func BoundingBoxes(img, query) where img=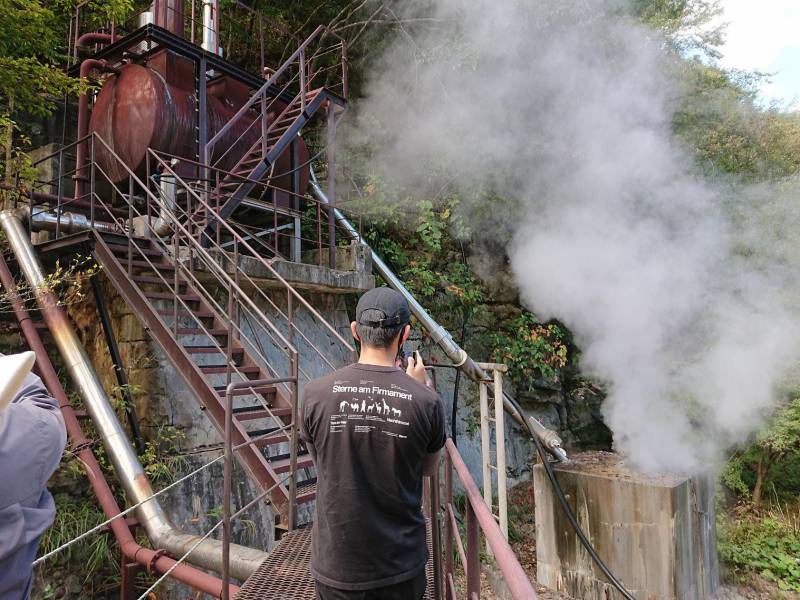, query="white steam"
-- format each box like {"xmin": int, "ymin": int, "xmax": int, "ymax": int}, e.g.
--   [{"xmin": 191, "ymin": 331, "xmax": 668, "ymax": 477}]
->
[{"xmin": 345, "ymin": 0, "xmax": 800, "ymax": 472}]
